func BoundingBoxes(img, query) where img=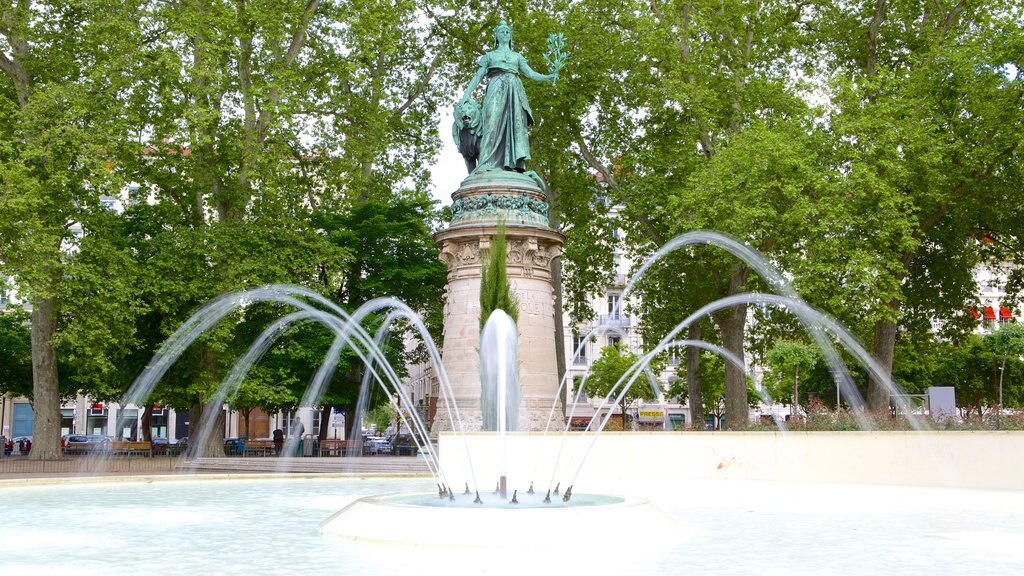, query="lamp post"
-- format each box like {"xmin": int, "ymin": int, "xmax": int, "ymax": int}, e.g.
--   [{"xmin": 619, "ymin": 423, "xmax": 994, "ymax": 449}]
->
[{"xmin": 998, "ymin": 352, "xmax": 1006, "ymax": 424}]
